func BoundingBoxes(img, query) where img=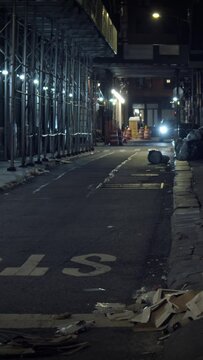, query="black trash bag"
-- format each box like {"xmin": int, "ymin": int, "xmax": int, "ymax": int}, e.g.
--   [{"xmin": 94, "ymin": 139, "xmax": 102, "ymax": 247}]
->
[
  {"xmin": 148, "ymin": 150, "xmax": 162, "ymax": 164},
  {"xmin": 161, "ymin": 155, "xmax": 170, "ymax": 164},
  {"xmin": 174, "ymin": 138, "xmax": 183, "ymax": 154},
  {"xmin": 187, "ymin": 140, "xmax": 203, "ymax": 160},
  {"xmin": 176, "ymin": 140, "xmax": 189, "ymax": 160},
  {"xmin": 186, "ymin": 129, "xmax": 202, "ymax": 141}
]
